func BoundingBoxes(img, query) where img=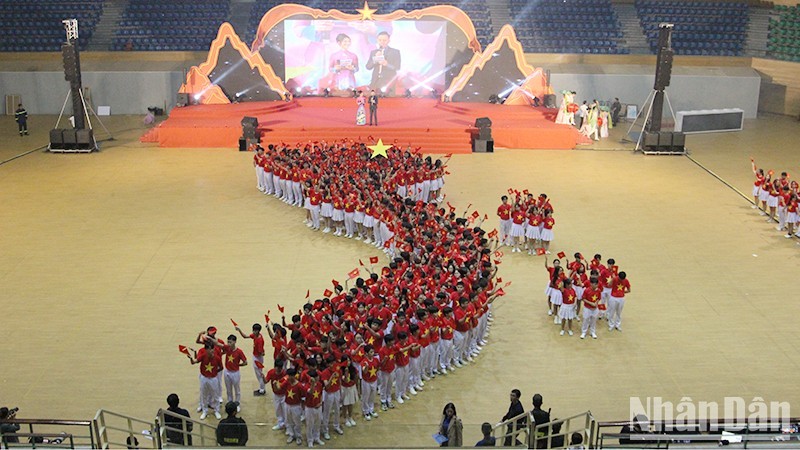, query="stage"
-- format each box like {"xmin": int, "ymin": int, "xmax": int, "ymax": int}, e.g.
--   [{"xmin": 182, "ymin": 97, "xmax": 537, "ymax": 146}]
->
[{"xmin": 142, "ymin": 98, "xmax": 590, "ymax": 153}]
